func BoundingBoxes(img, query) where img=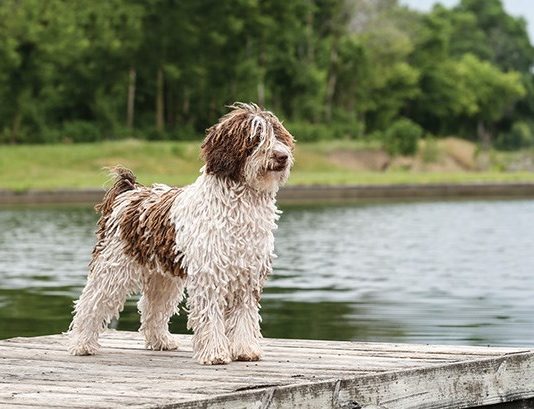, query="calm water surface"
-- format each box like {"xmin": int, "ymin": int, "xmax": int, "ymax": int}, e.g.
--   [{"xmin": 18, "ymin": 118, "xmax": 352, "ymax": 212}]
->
[{"xmin": 1, "ymin": 200, "xmax": 533, "ymax": 346}]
